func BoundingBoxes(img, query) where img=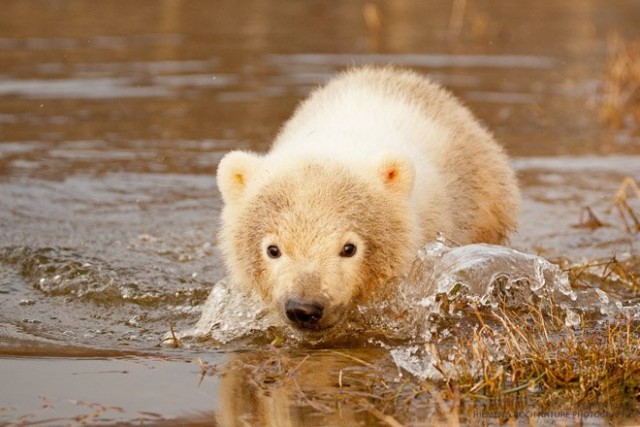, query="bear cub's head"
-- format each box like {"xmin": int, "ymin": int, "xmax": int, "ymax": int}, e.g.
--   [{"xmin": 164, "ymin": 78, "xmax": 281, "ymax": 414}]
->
[{"xmin": 216, "ymin": 150, "xmax": 418, "ymax": 333}]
